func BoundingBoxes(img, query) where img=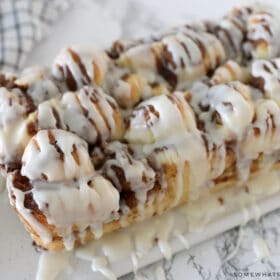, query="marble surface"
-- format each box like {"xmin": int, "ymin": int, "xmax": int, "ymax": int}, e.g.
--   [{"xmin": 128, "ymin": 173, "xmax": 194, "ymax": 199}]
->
[{"xmin": 8, "ymin": 0, "xmax": 280, "ymax": 279}]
